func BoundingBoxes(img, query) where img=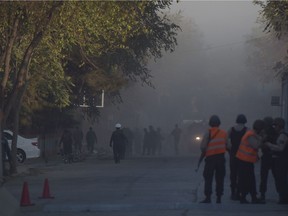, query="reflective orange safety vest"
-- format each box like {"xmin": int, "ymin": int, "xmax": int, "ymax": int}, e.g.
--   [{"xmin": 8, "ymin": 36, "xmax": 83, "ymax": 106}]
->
[
  {"xmin": 236, "ymin": 130, "xmax": 258, "ymax": 163},
  {"xmin": 205, "ymin": 127, "xmax": 227, "ymax": 157}
]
